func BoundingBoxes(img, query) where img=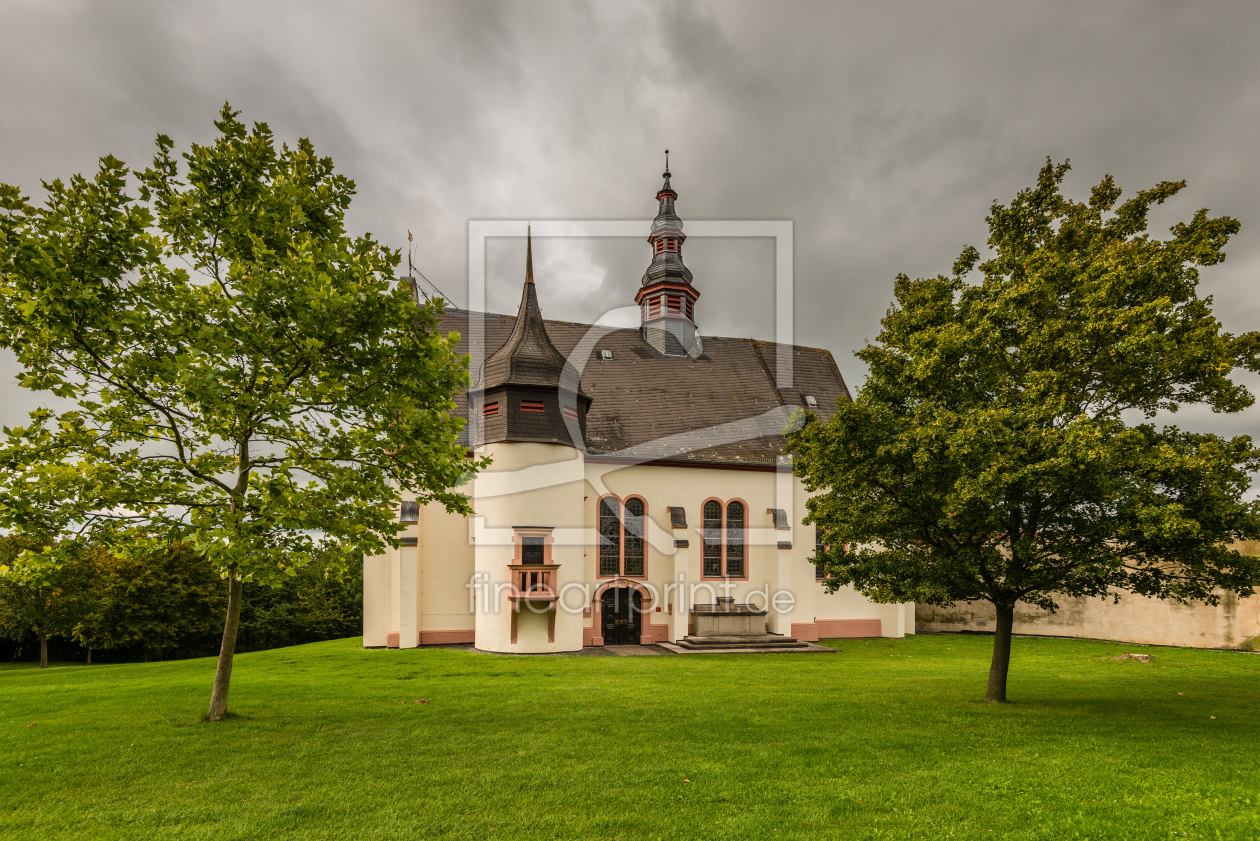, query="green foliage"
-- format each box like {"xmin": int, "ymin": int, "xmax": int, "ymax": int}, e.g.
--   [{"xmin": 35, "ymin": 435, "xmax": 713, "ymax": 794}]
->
[
  {"xmin": 789, "ymin": 160, "xmax": 1260, "ymax": 695},
  {"xmin": 76, "ymin": 541, "xmax": 223, "ymax": 657},
  {"xmin": 0, "ymin": 103, "xmax": 483, "ymax": 708},
  {"xmin": 0, "ymin": 534, "xmax": 94, "ymax": 666},
  {"xmin": 239, "ymin": 543, "xmax": 362, "ymax": 649}
]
